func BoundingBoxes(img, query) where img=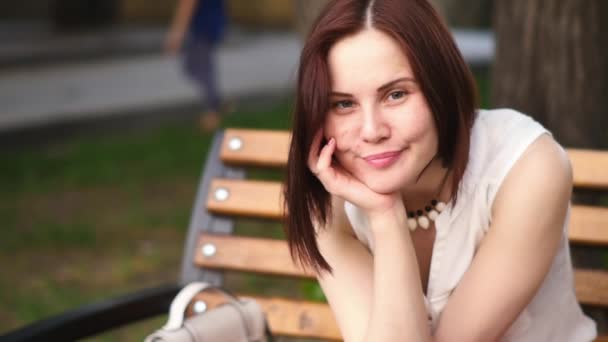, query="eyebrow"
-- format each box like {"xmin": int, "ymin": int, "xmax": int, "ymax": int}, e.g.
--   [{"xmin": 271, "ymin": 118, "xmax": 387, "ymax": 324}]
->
[{"xmin": 329, "ymin": 77, "xmax": 416, "ymax": 97}]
